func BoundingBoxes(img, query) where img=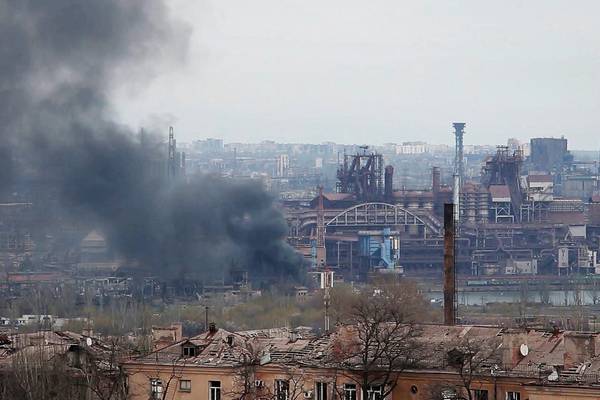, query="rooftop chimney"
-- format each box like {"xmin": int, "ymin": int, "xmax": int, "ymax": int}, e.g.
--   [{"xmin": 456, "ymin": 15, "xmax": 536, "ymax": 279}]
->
[
  {"xmin": 564, "ymin": 332, "xmax": 600, "ymax": 368},
  {"xmin": 502, "ymin": 329, "xmax": 528, "ymax": 368},
  {"xmin": 208, "ymin": 322, "xmax": 217, "ymax": 334}
]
